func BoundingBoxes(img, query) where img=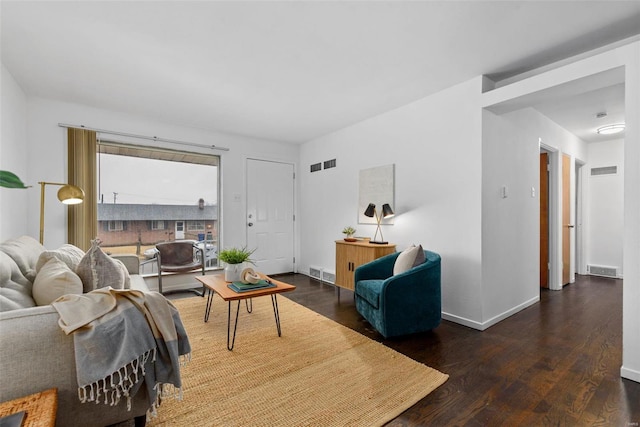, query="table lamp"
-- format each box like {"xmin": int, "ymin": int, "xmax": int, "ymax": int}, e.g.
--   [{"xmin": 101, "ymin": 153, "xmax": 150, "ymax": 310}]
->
[{"xmin": 364, "ymin": 202, "xmax": 394, "ymax": 244}]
